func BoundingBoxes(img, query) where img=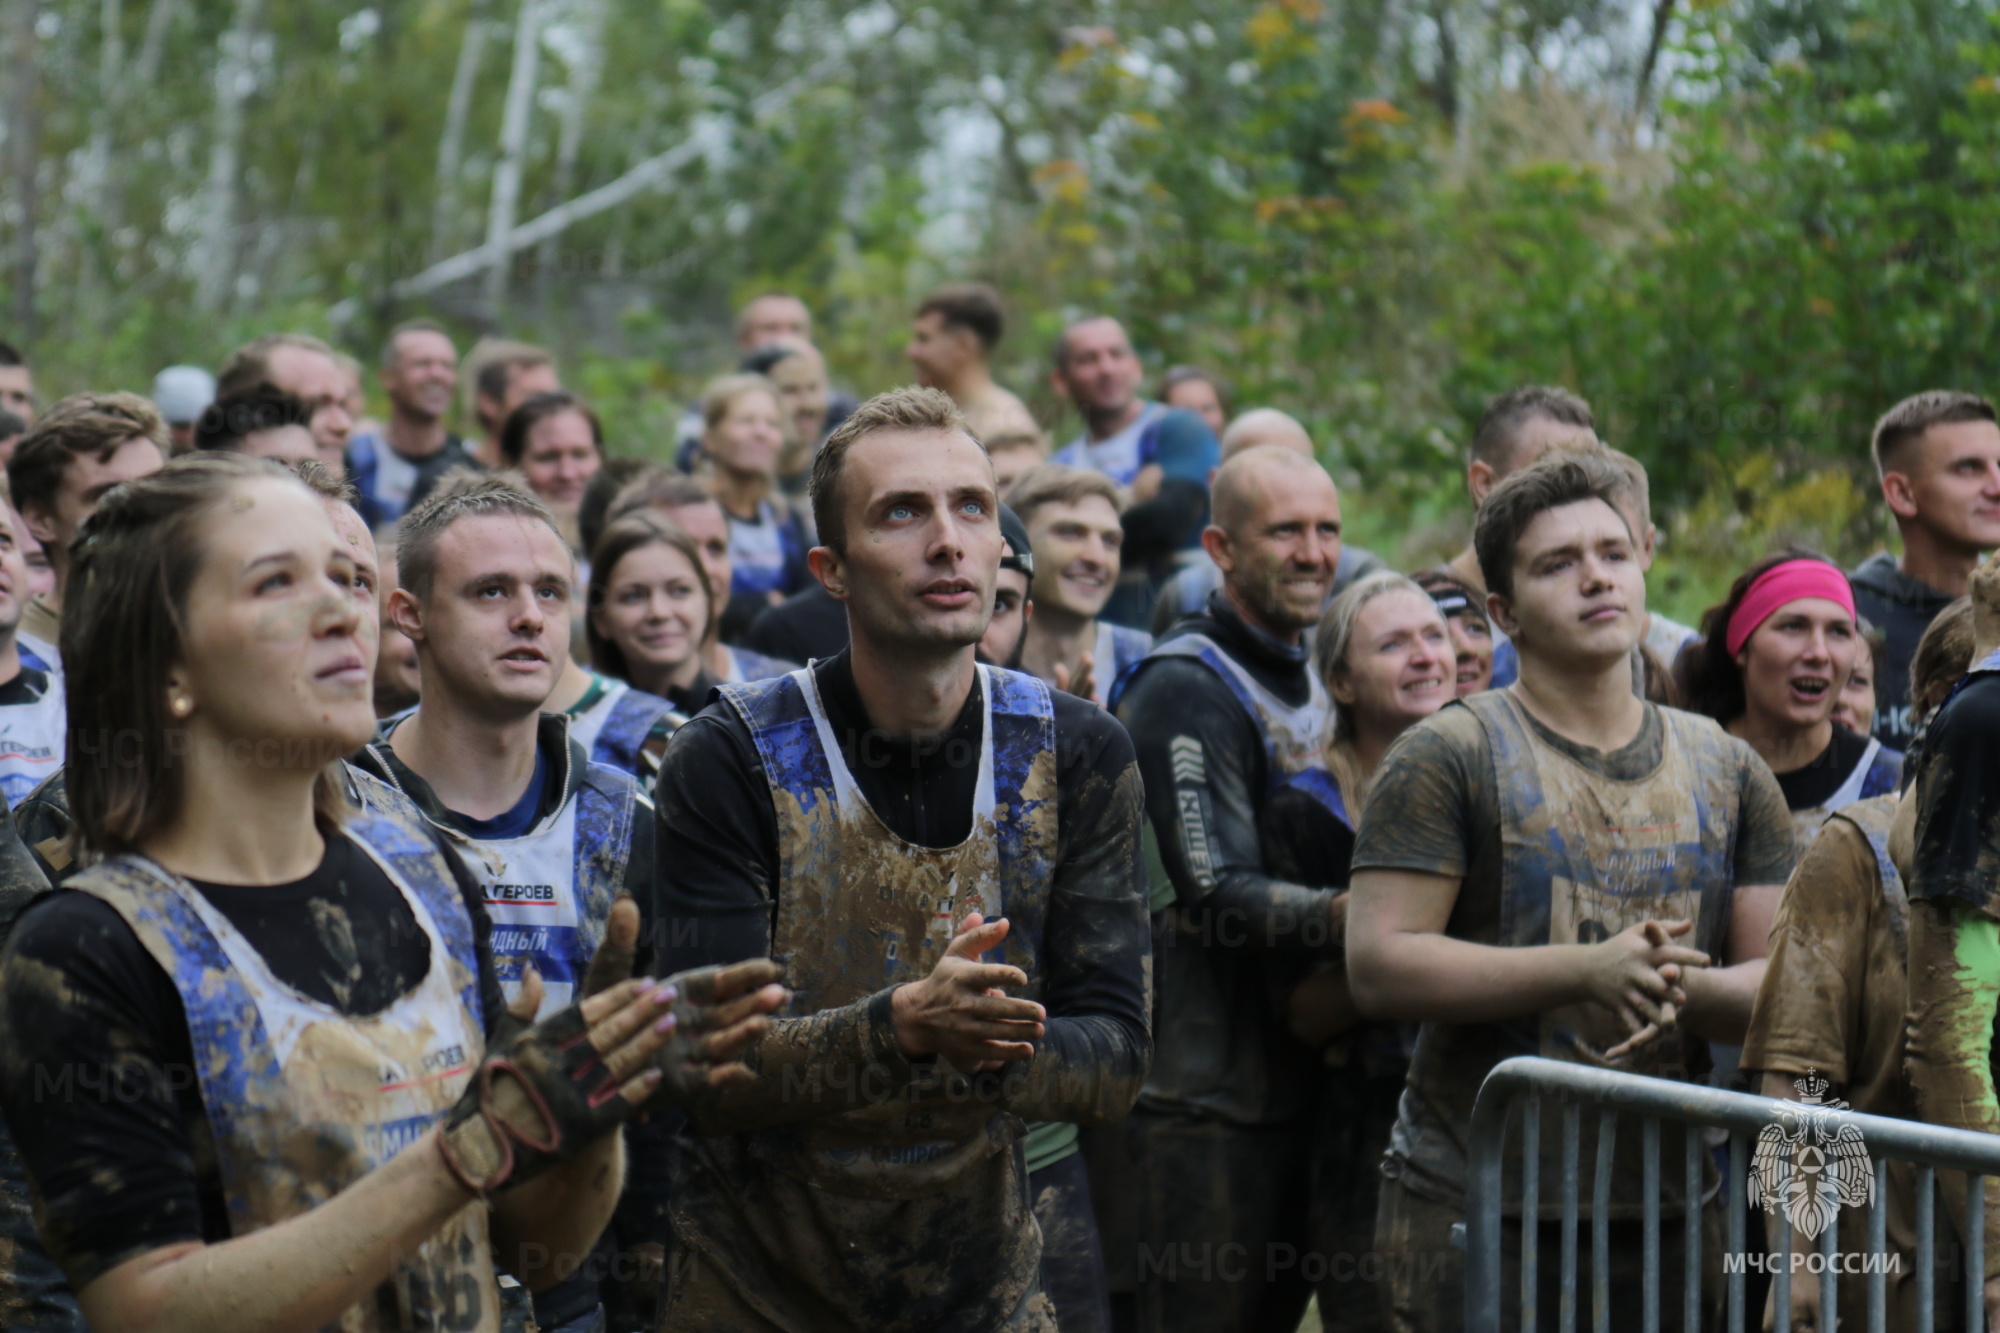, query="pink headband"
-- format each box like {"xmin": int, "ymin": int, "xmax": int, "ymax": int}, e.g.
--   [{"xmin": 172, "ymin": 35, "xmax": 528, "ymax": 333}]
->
[{"xmin": 1724, "ymin": 560, "xmax": 1856, "ymax": 657}]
